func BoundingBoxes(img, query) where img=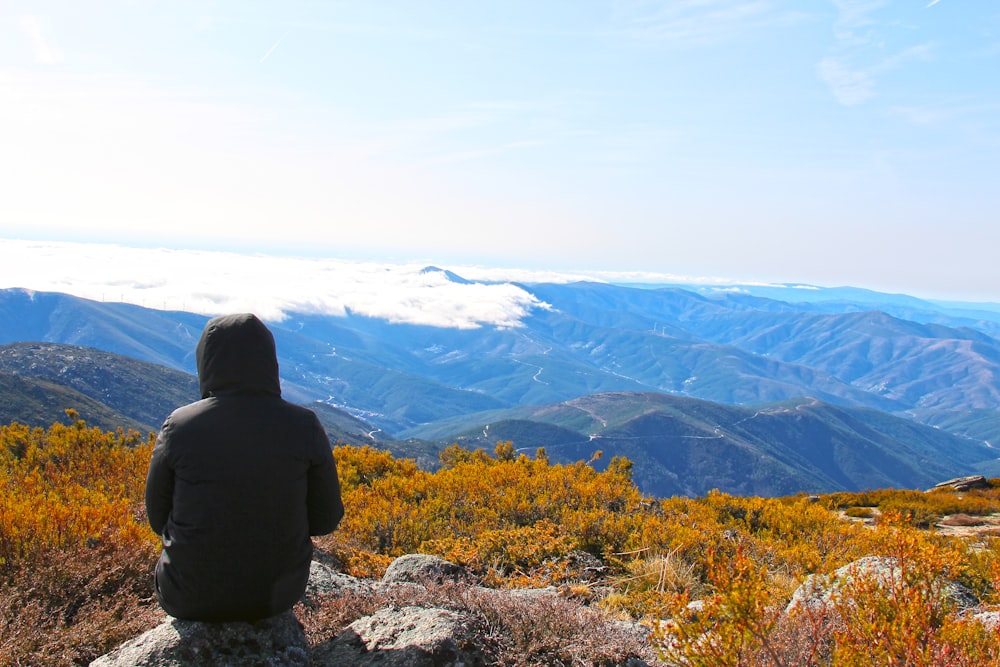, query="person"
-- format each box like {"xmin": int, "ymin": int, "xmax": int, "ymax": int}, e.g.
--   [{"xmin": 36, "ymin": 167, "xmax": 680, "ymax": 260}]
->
[{"xmin": 145, "ymin": 313, "xmax": 344, "ymax": 622}]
